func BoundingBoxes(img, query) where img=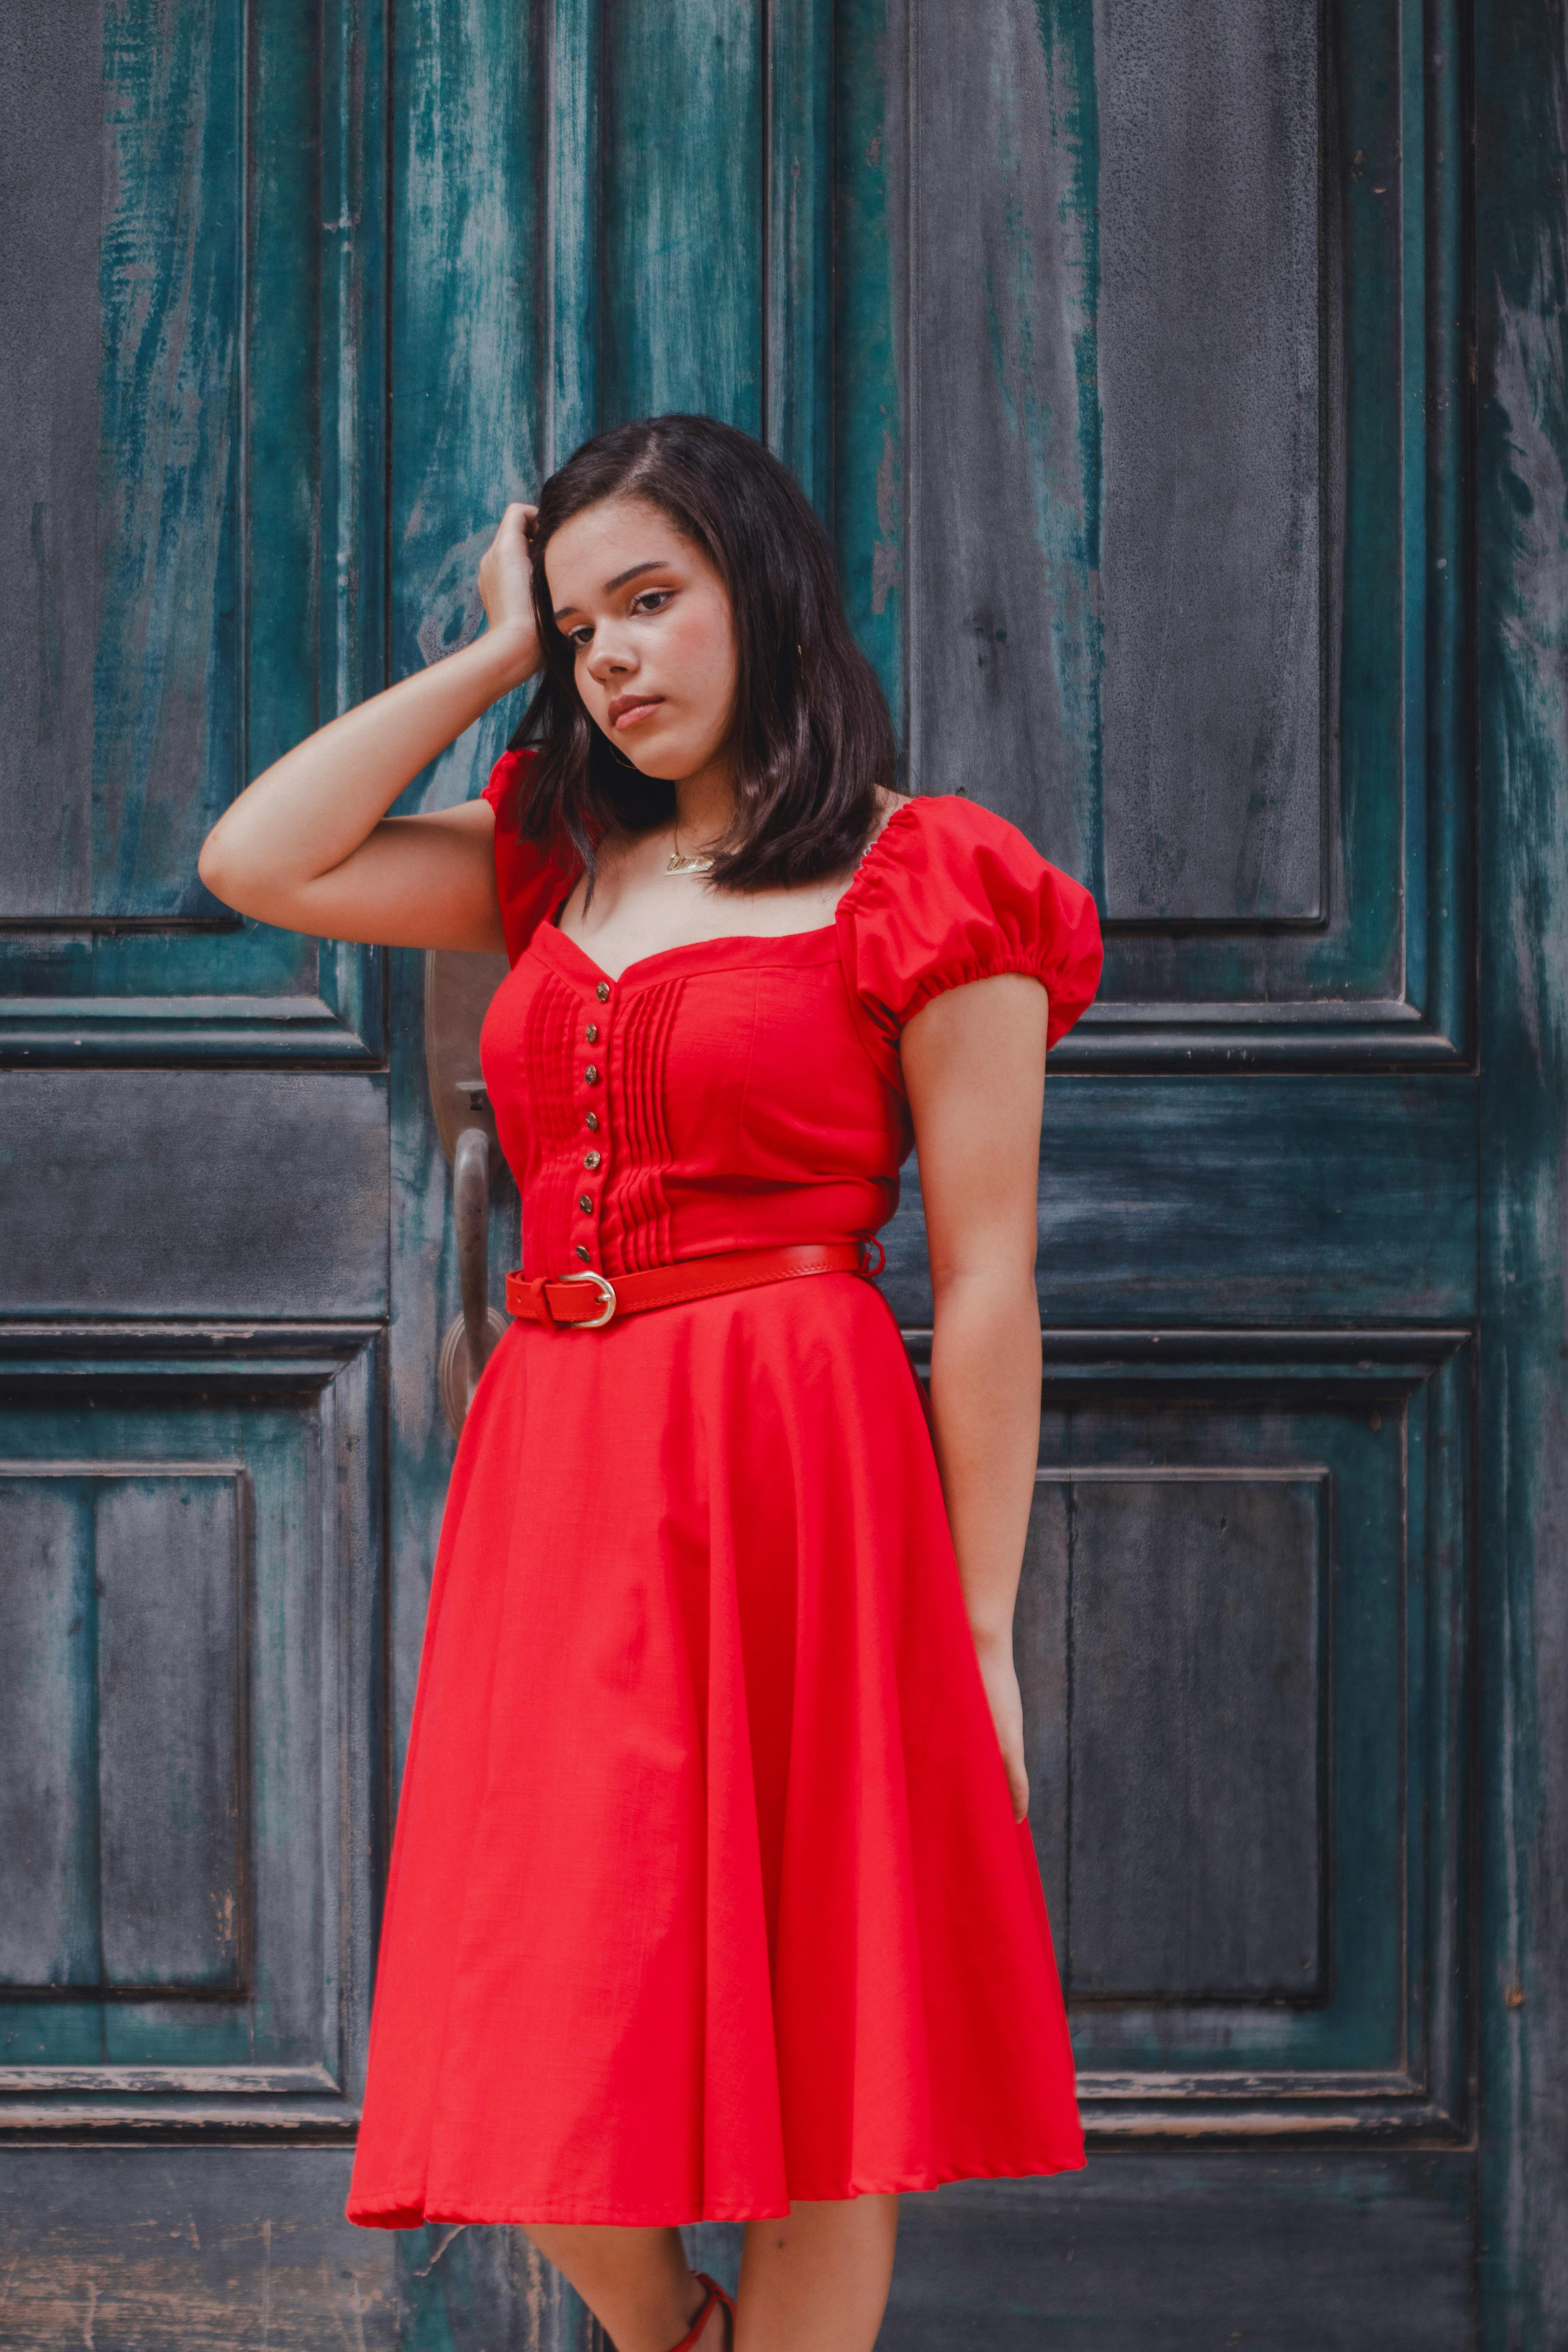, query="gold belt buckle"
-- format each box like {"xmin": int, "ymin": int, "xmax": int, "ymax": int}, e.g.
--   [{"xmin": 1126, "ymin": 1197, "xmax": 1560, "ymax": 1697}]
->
[{"xmin": 557, "ymin": 1269, "xmax": 617, "ymax": 1329}]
